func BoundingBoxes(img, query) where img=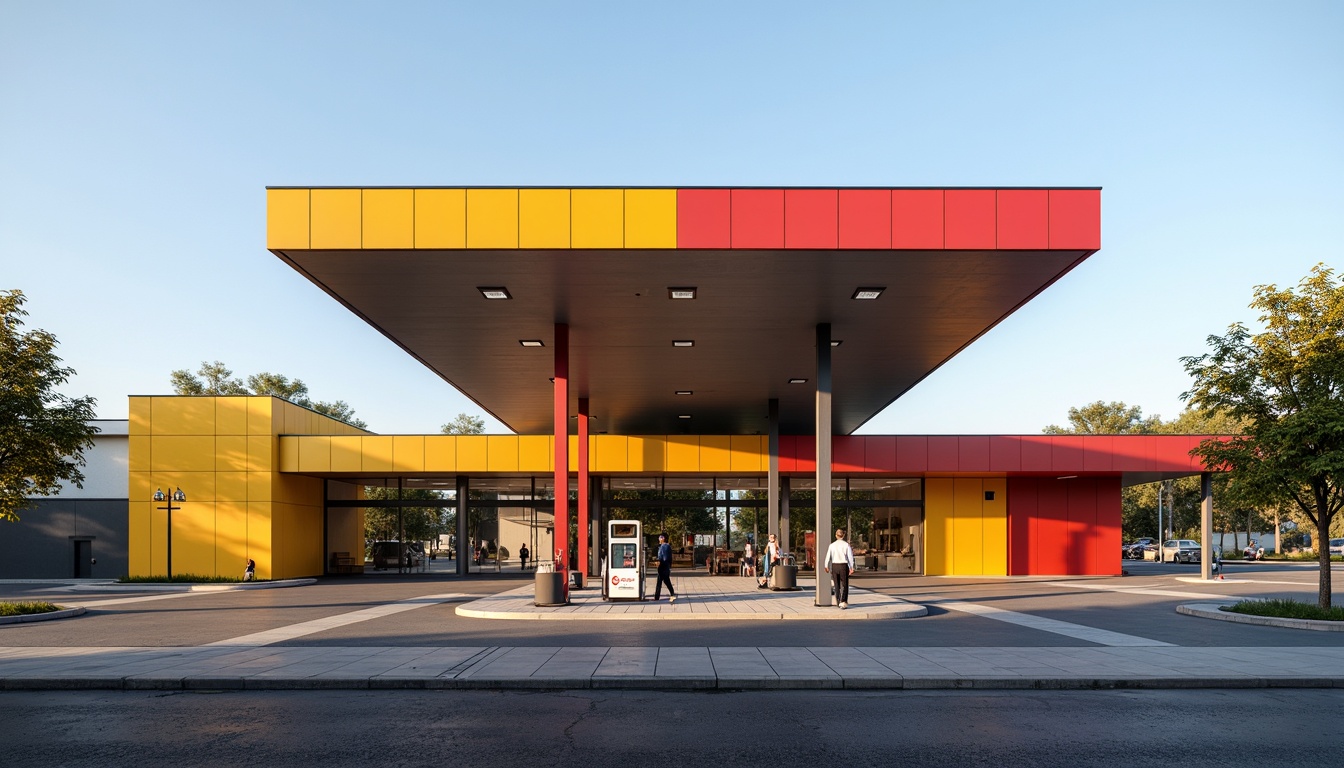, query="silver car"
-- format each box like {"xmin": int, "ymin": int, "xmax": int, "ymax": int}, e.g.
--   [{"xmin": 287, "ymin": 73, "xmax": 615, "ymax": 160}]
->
[{"xmin": 1161, "ymin": 539, "xmax": 1202, "ymax": 564}]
